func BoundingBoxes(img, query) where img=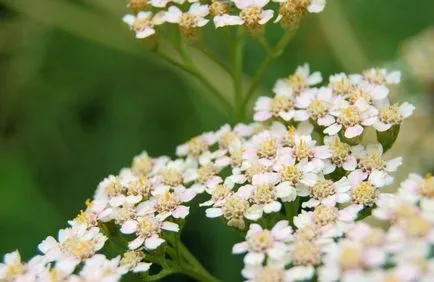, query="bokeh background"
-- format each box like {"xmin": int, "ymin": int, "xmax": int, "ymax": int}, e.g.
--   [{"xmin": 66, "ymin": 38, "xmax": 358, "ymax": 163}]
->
[{"xmin": 1, "ymin": 0, "xmax": 434, "ymax": 280}]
